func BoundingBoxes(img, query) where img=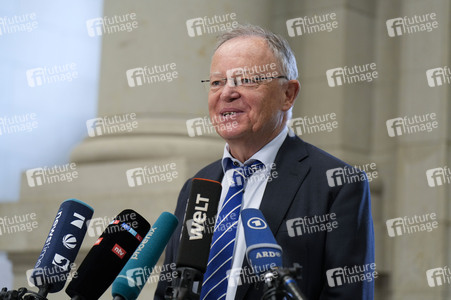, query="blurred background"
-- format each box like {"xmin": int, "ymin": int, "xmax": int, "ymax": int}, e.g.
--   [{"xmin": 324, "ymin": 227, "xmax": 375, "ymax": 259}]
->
[{"xmin": 0, "ymin": 0, "xmax": 450, "ymax": 299}]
